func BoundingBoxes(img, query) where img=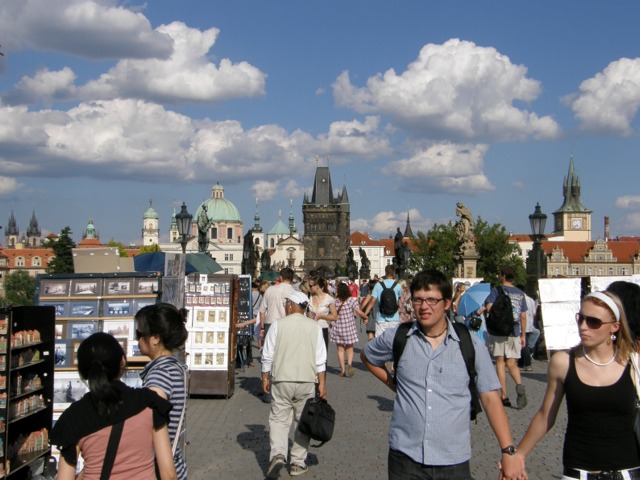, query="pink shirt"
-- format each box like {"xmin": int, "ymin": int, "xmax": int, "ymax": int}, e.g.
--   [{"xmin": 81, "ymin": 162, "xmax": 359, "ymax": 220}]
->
[{"xmin": 78, "ymin": 408, "xmax": 157, "ymax": 480}]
